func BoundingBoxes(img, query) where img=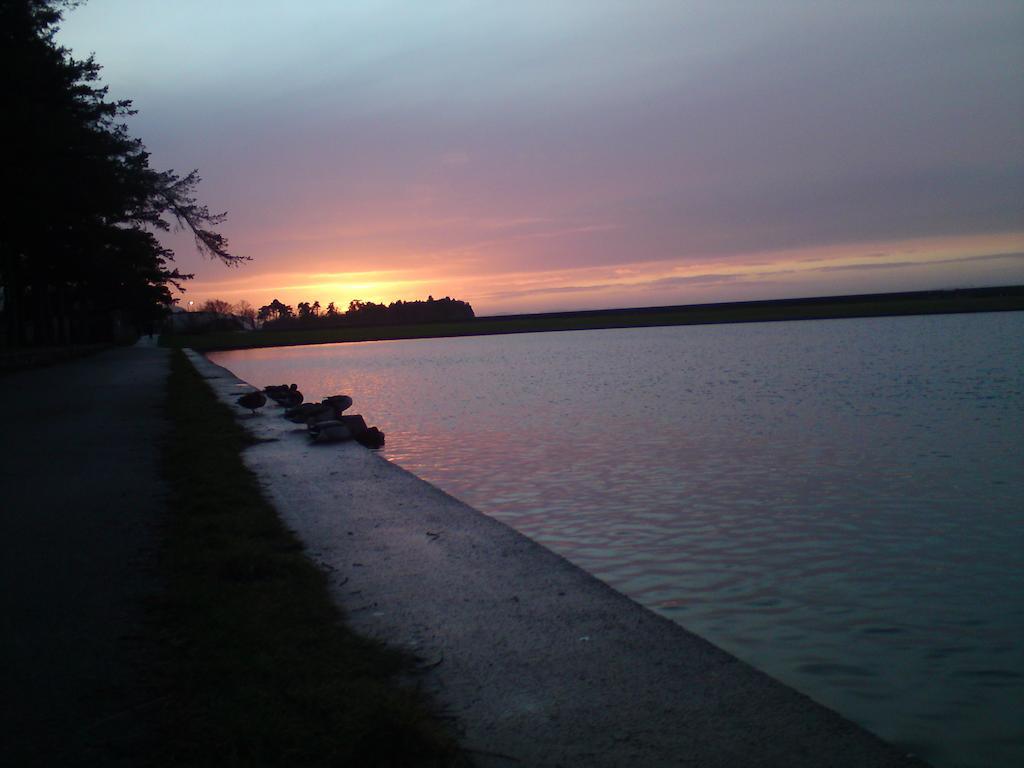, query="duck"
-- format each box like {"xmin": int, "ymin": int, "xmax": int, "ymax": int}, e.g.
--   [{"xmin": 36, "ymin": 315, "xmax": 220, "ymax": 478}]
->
[
  {"xmin": 356, "ymin": 426, "xmax": 385, "ymax": 449},
  {"xmin": 284, "ymin": 402, "xmax": 334, "ymax": 424},
  {"xmin": 330, "ymin": 413, "xmax": 385, "ymax": 448},
  {"xmin": 321, "ymin": 394, "xmax": 354, "ymax": 414},
  {"xmin": 236, "ymin": 390, "xmax": 267, "ymax": 415},
  {"xmin": 263, "ymin": 384, "xmax": 291, "ymax": 398},
  {"xmin": 337, "ymin": 413, "xmax": 368, "ymax": 435},
  {"xmin": 266, "ymin": 383, "xmax": 301, "ymax": 405},
  {"xmin": 278, "ymin": 386, "xmax": 304, "ymax": 409},
  {"xmin": 307, "ymin": 420, "xmax": 352, "ymax": 443}
]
